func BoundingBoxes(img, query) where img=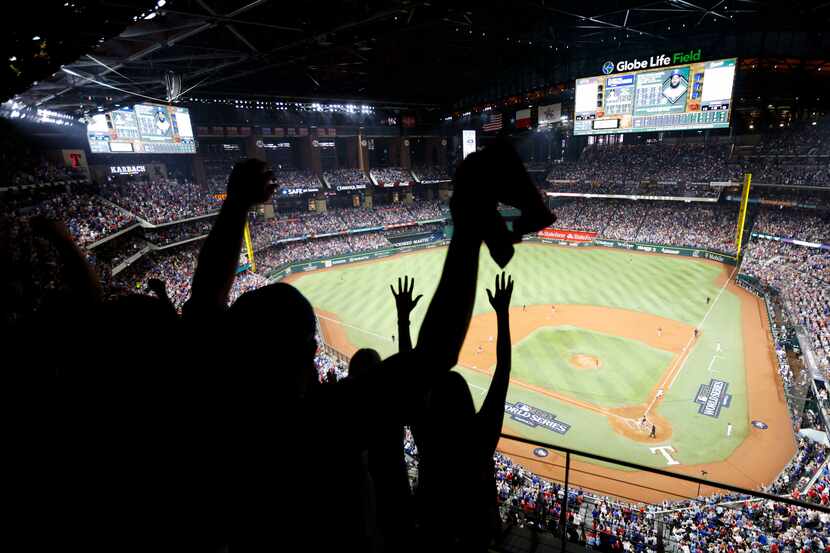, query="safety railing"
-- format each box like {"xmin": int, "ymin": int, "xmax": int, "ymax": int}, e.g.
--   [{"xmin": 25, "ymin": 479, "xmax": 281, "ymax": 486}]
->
[{"xmin": 494, "ymin": 432, "xmax": 830, "ymax": 553}]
